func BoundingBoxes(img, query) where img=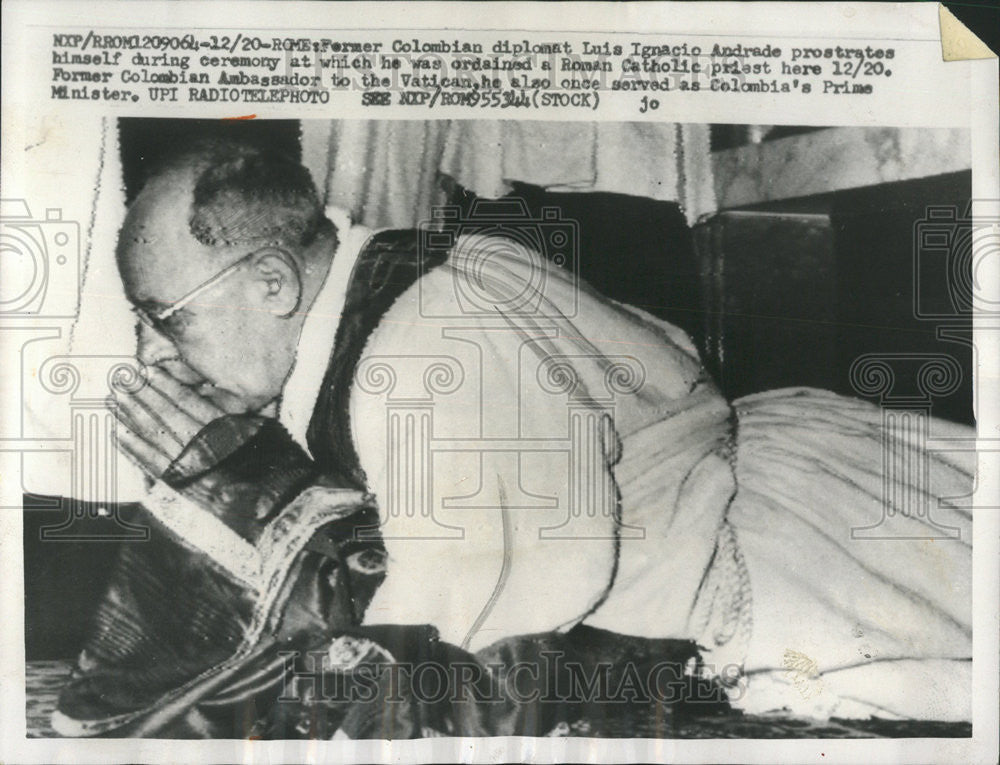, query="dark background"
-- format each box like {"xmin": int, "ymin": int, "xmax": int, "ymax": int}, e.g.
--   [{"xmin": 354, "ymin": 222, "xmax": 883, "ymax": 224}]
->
[
  {"xmin": 118, "ymin": 118, "xmax": 301, "ymax": 204},
  {"xmin": 943, "ymin": 0, "xmax": 1000, "ymax": 55}
]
